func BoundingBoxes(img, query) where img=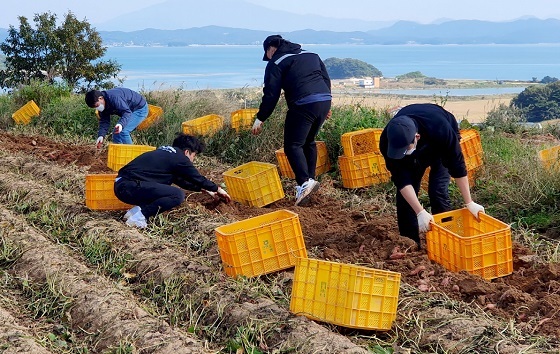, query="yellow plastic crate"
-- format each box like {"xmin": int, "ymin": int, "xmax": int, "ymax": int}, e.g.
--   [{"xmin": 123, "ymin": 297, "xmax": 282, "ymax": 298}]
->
[
  {"xmin": 338, "ymin": 152, "xmax": 391, "ymax": 188},
  {"xmin": 231, "ymin": 108, "xmax": 259, "ymax": 132},
  {"xmin": 421, "ymin": 166, "xmax": 478, "ymax": 191},
  {"xmin": 107, "ymin": 143, "xmax": 156, "ymax": 171},
  {"xmin": 538, "ymin": 145, "xmax": 560, "ymax": 171},
  {"xmin": 426, "ymin": 208, "xmax": 513, "ymax": 280},
  {"xmin": 12, "ymin": 100, "xmax": 40, "ymax": 124},
  {"xmin": 275, "ymin": 141, "xmax": 331, "ymax": 179},
  {"xmin": 215, "ymin": 209, "xmax": 307, "ymax": 277},
  {"xmin": 460, "ymin": 129, "xmax": 483, "ymax": 171},
  {"xmin": 182, "ymin": 114, "xmax": 224, "ymax": 136},
  {"xmin": 290, "ymin": 257, "xmax": 401, "ymax": 330},
  {"xmin": 223, "ymin": 161, "xmax": 285, "ymax": 207},
  {"xmin": 341, "ymin": 128, "xmax": 383, "ymax": 157},
  {"xmin": 136, "ymin": 104, "xmax": 164, "ymax": 130},
  {"xmin": 85, "ymin": 174, "xmax": 131, "ymax": 210}
]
